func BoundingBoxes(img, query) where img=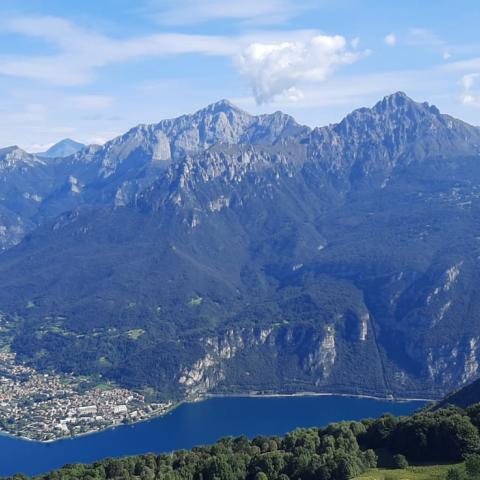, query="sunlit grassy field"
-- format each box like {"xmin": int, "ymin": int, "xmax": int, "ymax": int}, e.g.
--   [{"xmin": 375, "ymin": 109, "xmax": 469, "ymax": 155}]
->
[{"xmin": 355, "ymin": 463, "xmax": 463, "ymax": 480}]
